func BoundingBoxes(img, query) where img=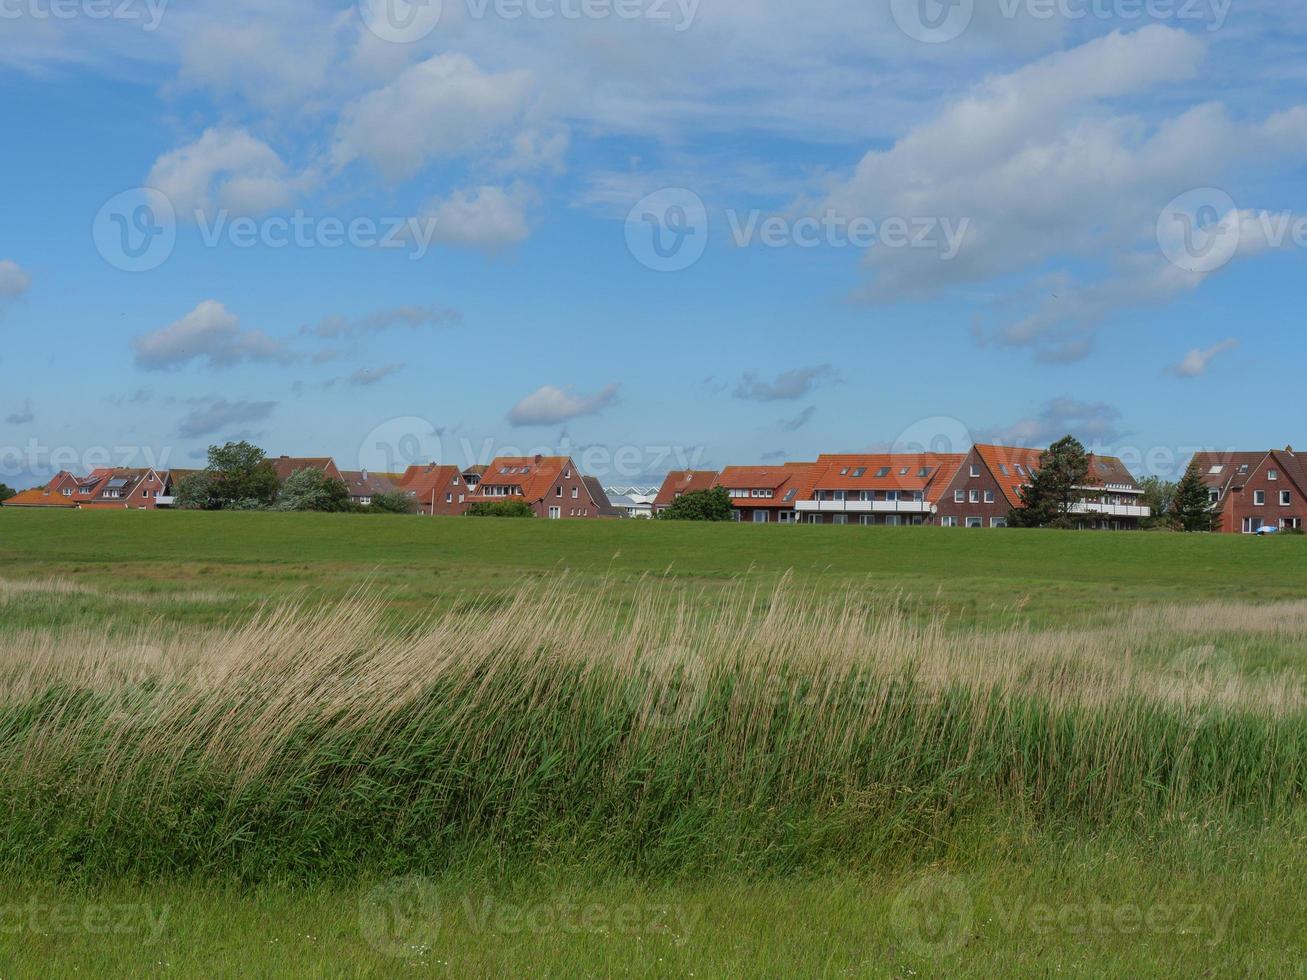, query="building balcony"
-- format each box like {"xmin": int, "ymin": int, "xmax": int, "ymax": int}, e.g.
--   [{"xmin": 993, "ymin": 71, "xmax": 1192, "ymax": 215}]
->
[
  {"xmin": 1069, "ymin": 503, "xmax": 1151, "ymax": 518},
  {"xmin": 795, "ymin": 499, "xmax": 934, "ymax": 515},
  {"xmin": 155, "ymin": 495, "xmax": 176, "ymax": 507}
]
